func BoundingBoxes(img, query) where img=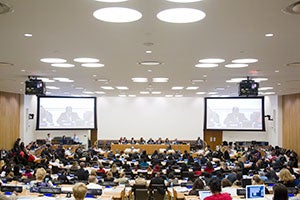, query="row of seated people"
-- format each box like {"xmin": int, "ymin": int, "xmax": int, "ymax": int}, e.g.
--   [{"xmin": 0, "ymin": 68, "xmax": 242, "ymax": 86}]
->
[
  {"xmin": 116, "ymin": 136, "xmax": 204, "ymax": 149},
  {"xmin": 0, "ymin": 138, "xmax": 299, "ymax": 199}
]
